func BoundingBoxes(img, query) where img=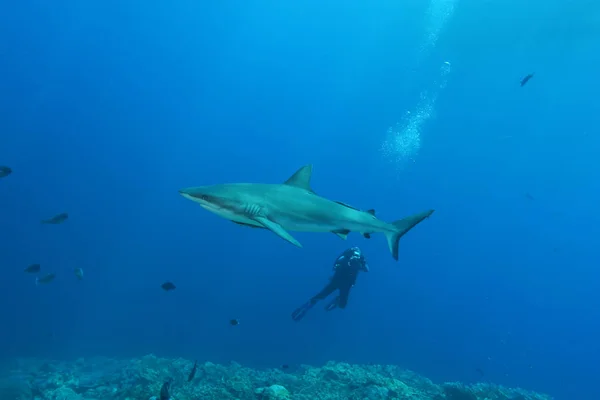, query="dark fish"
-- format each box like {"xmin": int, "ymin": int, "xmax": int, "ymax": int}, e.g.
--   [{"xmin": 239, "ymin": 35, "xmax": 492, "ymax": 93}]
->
[
  {"xmin": 520, "ymin": 73, "xmax": 534, "ymax": 87},
  {"xmin": 229, "ymin": 319, "xmax": 239, "ymax": 326},
  {"xmin": 0, "ymin": 166, "xmax": 12, "ymax": 178},
  {"xmin": 160, "ymin": 377, "xmax": 173, "ymax": 400},
  {"xmin": 74, "ymin": 268, "xmax": 84, "ymax": 280},
  {"xmin": 475, "ymin": 367, "xmax": 485, "ymax": 377},
  {"xmin": 36, "ymin": 273, "xmax": 56, "ymax": 285},
  {"xmin": 42, "ymin": 213, "xmax": 69, "ymax": 224},
  {"xmin": 24, "ymin": 264, "xmax": 41, "ymax": 274},
  {"xmin": 281, "ymin": 364, "xmax": 289, "ymax": 370},
  {"xmin": 187, "ymin": 360, "xmax": 197, "ymax": 382},
  {"xmin": 161, "ymin": 281, "xmax": 176, "ymax": 291},
  {"xmin": 525, "ymin": 192, "xmax": 535, "ymax": 200}
]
